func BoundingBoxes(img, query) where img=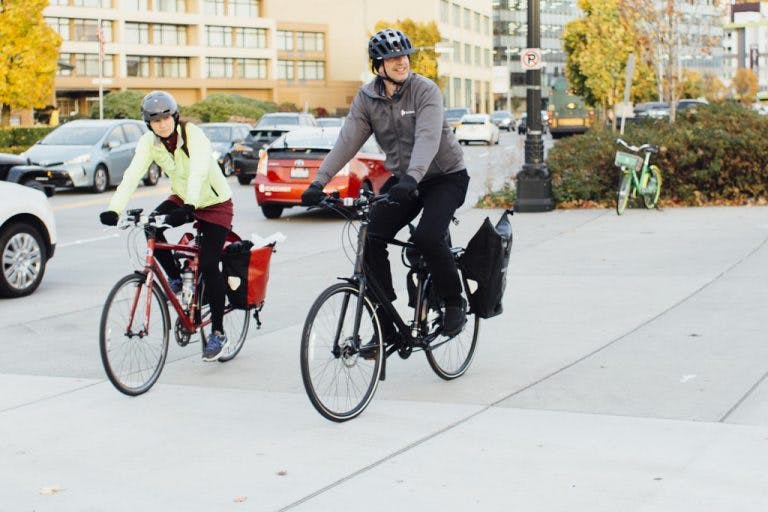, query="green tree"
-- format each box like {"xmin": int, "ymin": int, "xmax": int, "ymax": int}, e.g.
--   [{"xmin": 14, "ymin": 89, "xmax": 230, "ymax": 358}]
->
[
  {"xmin": 181, "ymin": 94, "xmax": 277, "ymax": 123},
  {"xmin": 731, "ymin": 68, "xmax": 758, "ymax": 104},
  {"xmin": 373, "ymin": 19, "xmax": 441, "ymax": 82},
  {"xmin": 0, "ymin": 0, "xmax": 62, "ymax": 126},
  {"xmin": 563, "ymin": 0, "xmax": 656, "ymax": 129},
  {"xmin": 95, "ymin": 90, "xmax": 145, "ymax": 119}
]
